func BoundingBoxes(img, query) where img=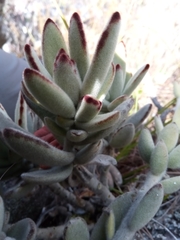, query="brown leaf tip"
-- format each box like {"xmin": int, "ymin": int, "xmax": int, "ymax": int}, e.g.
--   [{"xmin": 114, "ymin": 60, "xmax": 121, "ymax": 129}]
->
[
  {"xmin": 144, "ymin": 64, "xmax": 150, "ymax": 71},
  {"xmin": 84, "ymin": 95, "xmax": 102, "ymax": 110},
  {"xmin": 71, "ymin": 12, "xmax": 87, "ymax": 50},
  {"xmin": 96, "ymin": 29, "xmax": 109, "ymax": 53},
  {"xmin": 110, "ymin": 12, "xmax": 121, "ymax": 24},
  {"xmin": 44, "ymin": 18, "xmax": 56, "ymax": 28},
  {"xmin": 116, "ymin": 64, "xmax": 121, "ymax": 70},
  {"xmin": 24, "ymin": 44, "xmax": 39, "ymax": 71},
  {"xmin": 54, "ymin": 49, "xmax": 73, "ymax": 68}
]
